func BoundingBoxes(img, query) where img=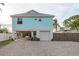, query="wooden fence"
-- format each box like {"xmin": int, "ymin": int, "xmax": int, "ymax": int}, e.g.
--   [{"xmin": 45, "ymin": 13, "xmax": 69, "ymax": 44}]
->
[{"xmin": 53, "ymin": 32, "xmax": 79, "ymax": 41}]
